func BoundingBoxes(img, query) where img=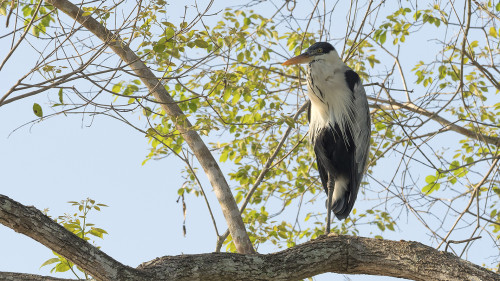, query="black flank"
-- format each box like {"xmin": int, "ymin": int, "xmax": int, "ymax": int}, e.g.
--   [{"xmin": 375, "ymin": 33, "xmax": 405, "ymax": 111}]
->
[
  {"xmin": 313, "ymin": 124, "xmax": 355, "ymax": 195},
  {"xmin": 344, "ymin": 69, "xmax": 360, "ymax": 93}
]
